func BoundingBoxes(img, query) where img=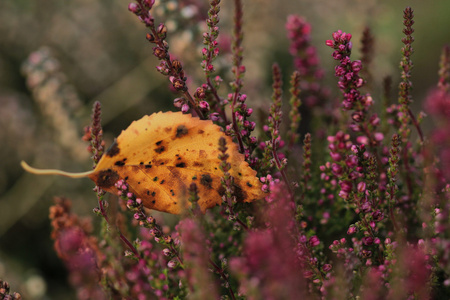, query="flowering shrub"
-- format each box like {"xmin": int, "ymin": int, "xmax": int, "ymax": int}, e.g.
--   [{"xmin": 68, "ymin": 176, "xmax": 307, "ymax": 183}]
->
[{"xmin": 4, "ymin": 1, "xmax": 450, "ymax": 299}]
